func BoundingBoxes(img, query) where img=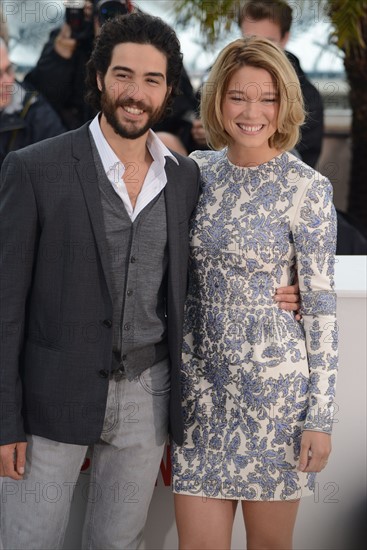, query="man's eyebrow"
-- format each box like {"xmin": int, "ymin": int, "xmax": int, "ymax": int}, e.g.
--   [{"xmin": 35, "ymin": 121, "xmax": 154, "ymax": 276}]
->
[
  {"xmin": 111, "ymin": 66, "xmax": 165, "ymax": 79},
  {"xmin": 145, "ymin": 72, "xmax": 165, "ymax": 80},
  {"xmin": 111, "ymin": 65, "xmax": 133, "ymax": 73}
]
